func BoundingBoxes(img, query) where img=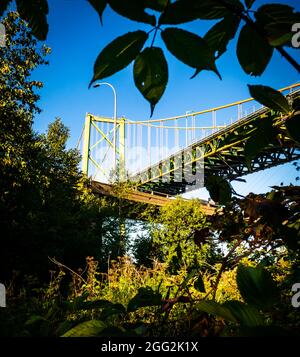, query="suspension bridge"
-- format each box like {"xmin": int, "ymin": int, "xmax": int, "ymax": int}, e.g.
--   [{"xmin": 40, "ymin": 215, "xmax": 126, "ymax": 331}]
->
[{"xmin": 78, "ymin": 83, "xmax": 300, "ymax": 209}]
